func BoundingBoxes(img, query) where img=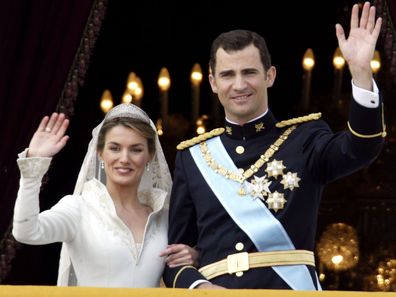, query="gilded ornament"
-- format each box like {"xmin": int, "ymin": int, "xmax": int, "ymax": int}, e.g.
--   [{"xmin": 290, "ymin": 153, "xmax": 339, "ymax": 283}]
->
[
  {"xmin": 265, "ymin": 159, "xmax": 286, "ymax": 178},
  {"xmin": 235, "ymin": 242, "xmax": 244, "ymax": 251},
  {"xmin": 266, "ymin": 191, "xmax": 287, "ymax": 212},
  {"xmin": 236, "ymin": 146, "xmax": 245, "ymax": 154},
  {"xmin": 255, "ymin": 122, "xmax": 265, "ymax": 132},
  {"xmin": 246, "ymin": 175, "xmax": 272, "ymax": 201},
  {"xmin": 275, "ymin": 112, "xmax": 321, "ymax": 128},
  {"xmin": 177, "ymin": 127, "xmax": 225, "ymax": 150},
  {"xmin": 281, "ymin": 172, "xmax": 301, "ymax": 190},
  {"xmin": 199, "ymin": 125, "xmax": 297, "ymax": 196},
  {"xmin": 238, "ymin": 187, "xmax": 246, "ymax": 196}
]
